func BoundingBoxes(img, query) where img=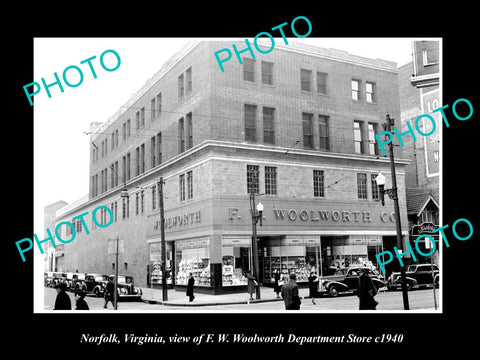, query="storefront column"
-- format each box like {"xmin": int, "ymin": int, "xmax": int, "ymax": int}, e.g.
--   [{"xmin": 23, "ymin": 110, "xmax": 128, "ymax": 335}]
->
[{"xmin": 210, "ymin": 233, "xmax": 222, "ymax": 294}]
